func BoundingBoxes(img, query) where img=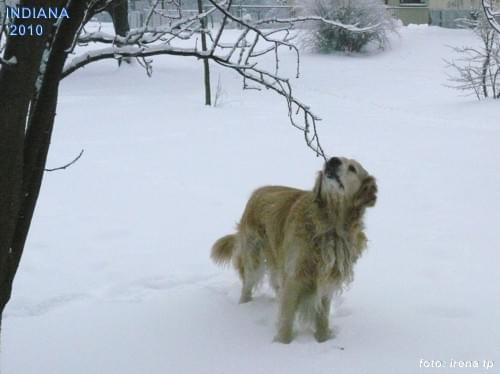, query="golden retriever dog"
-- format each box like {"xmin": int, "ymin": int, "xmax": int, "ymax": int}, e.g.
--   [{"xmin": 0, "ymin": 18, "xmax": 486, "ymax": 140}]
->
[{"xmin": 211, "ymin": 157, "xmax": 377, "ymax": 343}]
